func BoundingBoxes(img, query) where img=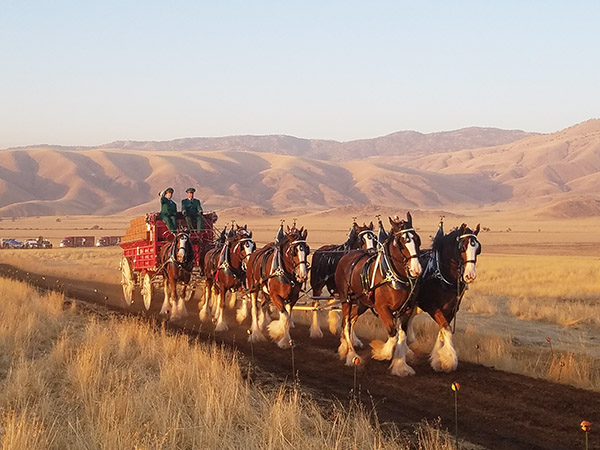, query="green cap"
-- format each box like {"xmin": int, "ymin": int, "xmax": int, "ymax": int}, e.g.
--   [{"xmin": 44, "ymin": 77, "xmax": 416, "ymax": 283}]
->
[
  {"xmin": 165, "ymin": 187, "xmax": 174, "ymax": 194},
  {"xmin": 185, "ymin": 187, "xmax": 195, "ymax": 193}
]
